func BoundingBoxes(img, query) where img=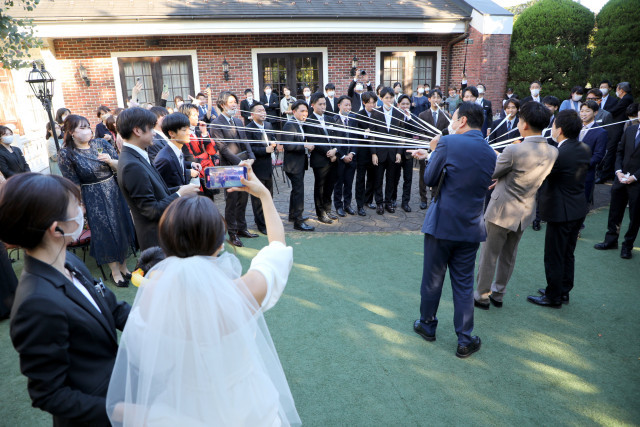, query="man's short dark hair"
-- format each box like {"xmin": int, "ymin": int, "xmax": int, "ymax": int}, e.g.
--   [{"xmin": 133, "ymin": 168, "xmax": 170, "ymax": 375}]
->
[
  {"xmin": 428, "ymin": 89, "xmax": 443, "ymax": 99},
  {"xmin": 519, "ymin": 101, "xmax": 551, "ymax": 132},
  {"xmin": 587, "ymin": 88, "xmax": 603, "ymax": 99},
  {"xmin": 149, "ymin": 106, "xmax": 169, "ymax": 119},
  {"xmin": 397, "ymin": 94, "xmax": 412, "ymax": 105},
  {"xmin": 393, "ymin": 82, "xmax": 402, "ymax": 89},
  {"xmin": 196, "ymin": 92, "xmax": 205, "ymax": 98},
  {"xmin": 361, "ymin": 91, "xmax": 378, "ymax": 104},
  {"xmin": 380, "ymin": 87, "xmax": 395, "ymax": 99},
  {"xmin": 582, "ymin": 100, "xmax": 599, "ymax": 112},
  {"xmin": 530, "ymin": 80, "xmax": 541, "ymax": 87},
  {"xmin": 249, "ymin": 102, "xmax": 264, "ymax": 112},
  {"xmin": 626, "ymin": 103, "xmax": 639, "ymax": 118},
  {"xmin": 325, "ymin": 83, "xmax": 335, "ymax": 91},
  {"xmin": 292, "ymin": 100, "xmax": 308, "ymax": 111},
  {"xmin": 542, "ymin": 95, "xmax": 560, "ymax": 108},
  {"xmin": 554, "ymin": 110, "xmax": 582, "ymax": 140},
  {"xmin": 617, "ymin": 82, "xmax": 632, "ymax": 94},
  {"xmin": 571, "ymin": 86, "xmax": 584, "ymax": 95},
  {"xmin": 117, "ymin": 107, "xmax": 158, "ymax": 140},
  {"xmin": 462, "ymin": 86, "xmax": 479, "ymax": 99},
  {"xmin": 244, "ymin": 88, "xmax": 253, "ymax": 95},
  {"xmin": 504, "ymin": 98, "xmax": 520, "ymax": 110},
  {"xmin": 302, "ymin": 85, "xmax": 311, "ymax": 91},
  {"xmin": 337, "ymin": 95, "xmax": 351, "ymax": 105},
  {"xmin": 600, "ymin": 79, "xmax": 613, "ymax": 88},
  {"xmin": 216, "ymin": 91, "xmax": 238, "ymax": 111},
  {"xmin": 477, "ymin": 83, "xmax": 486, "ymax": 91},
  {"xmin": 310, "ymin": 92, "xmax": 325, "ymax": 105},
  {"xmin": 456, "ymin": 102, "xmax": 484, "ymax": 129},
  {"xmin": 264, "ymin": 84, "xmax": 272, "ymax": 89},
  {"xmin": 161, "ymin": 112, "xmax": 191, "ymax": 136}
]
